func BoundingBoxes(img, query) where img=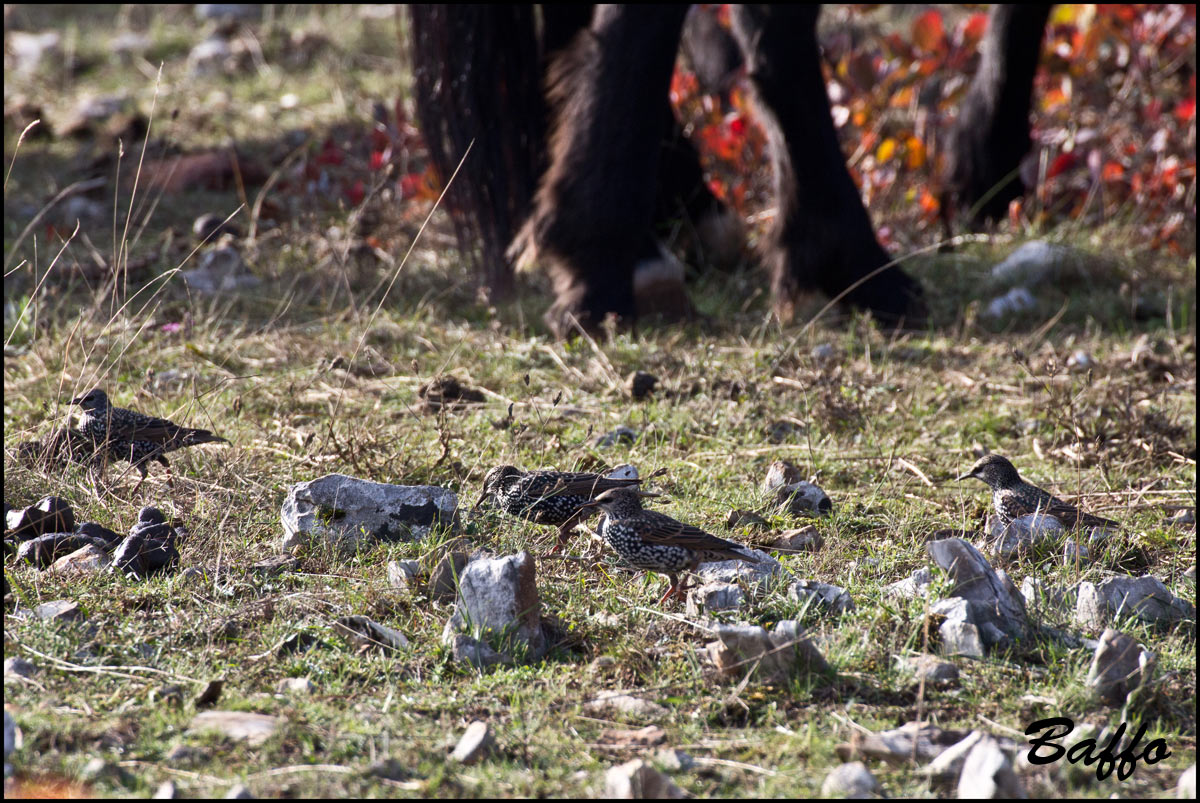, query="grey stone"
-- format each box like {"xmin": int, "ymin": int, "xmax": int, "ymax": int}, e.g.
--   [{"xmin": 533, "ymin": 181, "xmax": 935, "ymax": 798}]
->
[
  {"xmin": 6, "ymin": 496, "xmax": 74, "ymax": 541},
  {"xmin": 821, "ymin": 761, "xmax": 881, "ymax": 798},
  {"xmin": 984, "ymin": 287, "xmax": 1036, "ymax": 319},
  {"xmin": 774, "ymin": 481, "xmax": 833, "ymax": 516},
  {"xmin": 333, "ymin": 616, "xmax": 408, "ymax": 653},
  {"xmin": 899, "ymin": 654, "xmax": 959, "ymax": 685},
  {"xmin": 1085, "ymin": 628, "xmax": 1155, "ymax": 706},
  {"xmin": 926, "ymin": 539, "xmax": 1028, "ymax": 649},
  {"xmin": 956, "ymin": 734, "xmax": 1026, "ymax": 798},
  {"xmin": 706, "ymin": 619, "xmax": 829, "ymax": 683},
  {"xmin": 34, "ymin": 600, "xmax": 82, "ymax": 622},
  {"xmin": 595, "ymin": 426, "xmax": 638, "ymax": 448},
  {"xmin": 111, "ymin": 529, "xmax": 180, "ymax": 578},
  {"xmin": 810, "ymin": 343, "xmax": 837, "ymax": 363},
  {"xmin": 16, "ymin": 533, "xmax": 109, "ymax": 568},
  {"xmin": 583, "ymin": 691, "xmax": 668, "ymax": 720},
  {"xmin": 883, "ymin": 567, "xmax": 933, "ymax": 600},
  {"xmin": 386, "ymin": 559, "xmax": 420, "ymax": 587},
  {"xmin": 787, "ymin": 580, "xmax": 855, "ymax": 615},
  {"xmin": 653, "ymin": 748, "xmax": 695, "ymax": 772},
  {"xmin": 444, "ymin": 552, "xmax": 544, "ymax": 659},
  {"xmin": 224, "ymin": 783, "xmax": 254, "ymax": 799},
  {"xmin": 189, "ymin": 711, "xmax": 281, "ymax": 746},
  {"xmin": 48, "ymin": 545, "xmax": 111, "ymax": 576},
  {"xmin": 605, "ymin": 759, "xmax": 685, "ymax": 799},
  {"xmin": 281, "ymin": 474, "xmax": 457, "ymax": 553},
  {"xmin": 769, "ymin": 525, "xmax": 824, "ymax": 552},
  {"xmin": 427, "ymin": 552, "xmax": 470, "ymax": 601},
  {"xmin": 187, "ymin": 37, "xmax": 234, "ymax": 77},
  {"xmin": 1019, "ymin": 576, "xmax": 1078, "ymax": 617},
  {"xmin": 990, "ymin": 240, "xmax": 1073, "ymax": 287},
  {"xmin": 605, "ymin": 464, "xmax": 639, "ymax": 480},
  {"xmin": 839, "ymin": 721, "xmax": 969, "ymax": 765},
  {"xmin": 275, "ymin": 677, "xmax": 315, "ymax": 695},
  {"xmin": 75, "ymin": 522, "xmax": 122, "ymax": 548},
  {"xmin": 695, "ymin": 548, "xmax": 785, "ymax": 586},
  {"xmin": 8, "ymin": 31, "xmax": 62, "ymax": 75},
  {"xmin": 685, "ymin": 582, "xmax": 745, "ymax": 616},
  {"xmin": 1074, "ymin": 575, "xmax": 1195, "ymax": 629},
  {"xmin": 443, "ymin": 633, "xmax": 512, "ymax": 669},
  {"xmin": 763, "ymin": 460, "xmax": 802, "ymax": 491},
  {"xmin": 164, "ymin": 744, "xmax": 209, "ymax": 765},
  {"xmin": 4, "ymin": 710, "xmax": 20, "ymax": 761},
  {"xmin": 984, "ymin": 513, "xmax": 1067, "ymax": 560},
  {"xmin": 450, "ymin": 720, "xmax": 493, "ymax": 765},
  {"xmin": 4, "ymin": 658, "xmax": 36, "ymax": 679}
]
